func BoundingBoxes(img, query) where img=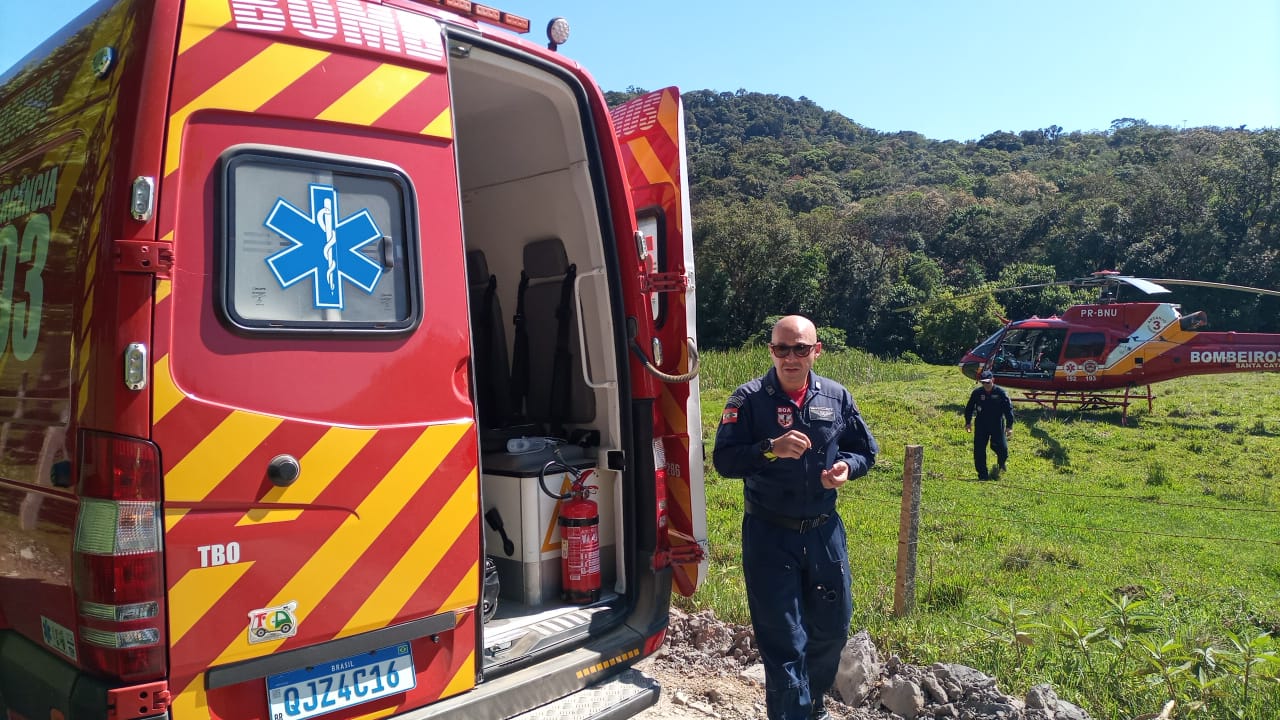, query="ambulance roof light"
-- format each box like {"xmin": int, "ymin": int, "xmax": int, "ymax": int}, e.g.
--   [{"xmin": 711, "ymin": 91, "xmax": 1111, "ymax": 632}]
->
[
  {"xmin": 416, "ymin": 0, "xmax": 531, "ymax": 34},
  {"xmin": 547, "ymin": 17, "xmax": 570, "ymax": 51}
]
